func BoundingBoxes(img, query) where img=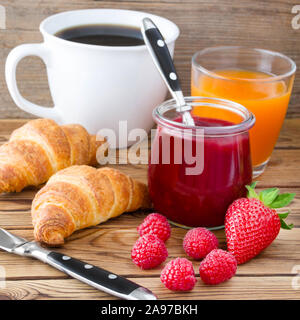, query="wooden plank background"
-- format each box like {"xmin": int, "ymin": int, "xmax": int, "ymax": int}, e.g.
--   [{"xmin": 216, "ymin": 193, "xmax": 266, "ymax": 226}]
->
[{"xmin": 0, "ymin": 0, "xmax": 299, "ymax": 119}]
